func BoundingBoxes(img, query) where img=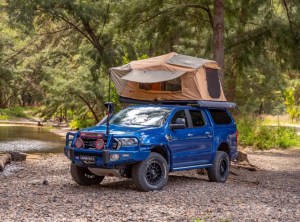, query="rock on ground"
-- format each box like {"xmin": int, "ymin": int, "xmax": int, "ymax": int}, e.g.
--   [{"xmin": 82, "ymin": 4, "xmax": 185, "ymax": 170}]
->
[{"xmin": 0, "ymin": 149, "xmax": 299, "ymax": 222}]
